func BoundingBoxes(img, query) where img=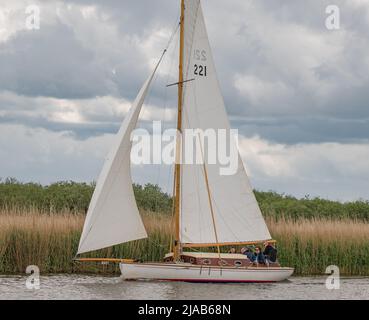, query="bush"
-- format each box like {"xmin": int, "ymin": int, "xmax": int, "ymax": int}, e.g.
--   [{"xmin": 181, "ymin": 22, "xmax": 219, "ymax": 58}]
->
[
  {"xmin": 0, "ymin": 179, "xmax": 172, "ymax": 214},
  {"xmin": 1, "ymin": 178, "xmax": 368, "ymax": 220}
]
